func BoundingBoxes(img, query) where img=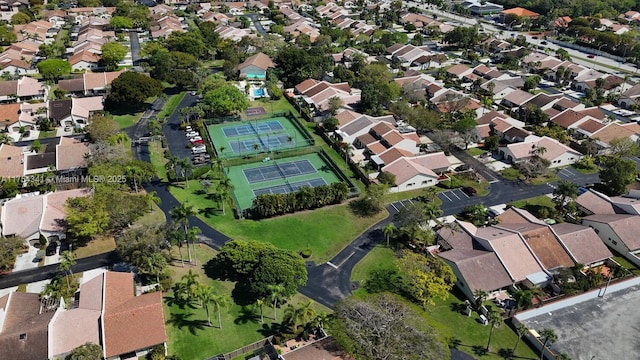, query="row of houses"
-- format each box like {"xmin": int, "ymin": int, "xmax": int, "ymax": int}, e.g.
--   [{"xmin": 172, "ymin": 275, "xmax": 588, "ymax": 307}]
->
[{"xmin": 0, "ymin": 270, "xmax": 167, "ymax": 360}]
